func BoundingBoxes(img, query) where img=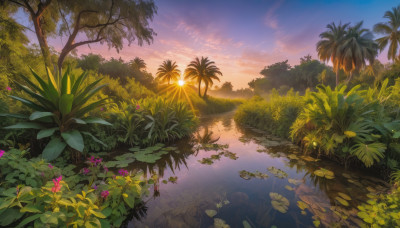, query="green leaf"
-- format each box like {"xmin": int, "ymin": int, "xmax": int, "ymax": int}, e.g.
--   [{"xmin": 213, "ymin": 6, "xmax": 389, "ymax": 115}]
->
[
  {"xmin": 61, "ymin": 130, "xmax": 84, "ymax": 152},
  {"xmin": 40, "ymin": 211, "xmax": 58, "ymax": 225},
  {"xmin": 61, "ymin": 69, "xmax": 71, "ymax": 95},
  {"xmin": 4, "ymin": 122, "xmax": 44, "ymax": 129},
  {"xmin": 29, "ymin": 111, "xmax": 54, "ymax": 120},
  {"xmin": 123, "ymin": 194, "xmax": 135, "ymax": 208},
  {"xmin": 16, "ymin": 214, "xmax": 42, "ymax": 228},
  {"xmin": 0, "ymin": 208, "xmax": 24, "ymax": 226},
  {"xmin": 90, "ymin": 210, "xmax": 106, "ymax": 218},
  {"xmin": 0, "ymin": 113, "xmax": 28, "ymax": 119},
  {"xmin": 59, "ymin": 94, "xmax": 74, "ymax": 115},
  {"xmin": 37, "ymin": 128, "xmax": 59, "ymax": 139},
  {"xmin": 83, "ymin": 117, "xmax": 112, "ymax": 126},
  {"xmin": 42, "ymin": 137, "xmax": 67, "ymax": 161},
  {"xmin": 81, "ymin": 131, "xmax": 107, "ymax": 147},
  {"xmin": 73, "ymin": 118, "xmax": 86, "ymax": 124},
  {"xmin": 9, "ymin": 95, "xmax": 46, "ymax": 111},
  {"xmin": 20, "ymin": 204, "xmax": 42, "ymax": 213}
]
